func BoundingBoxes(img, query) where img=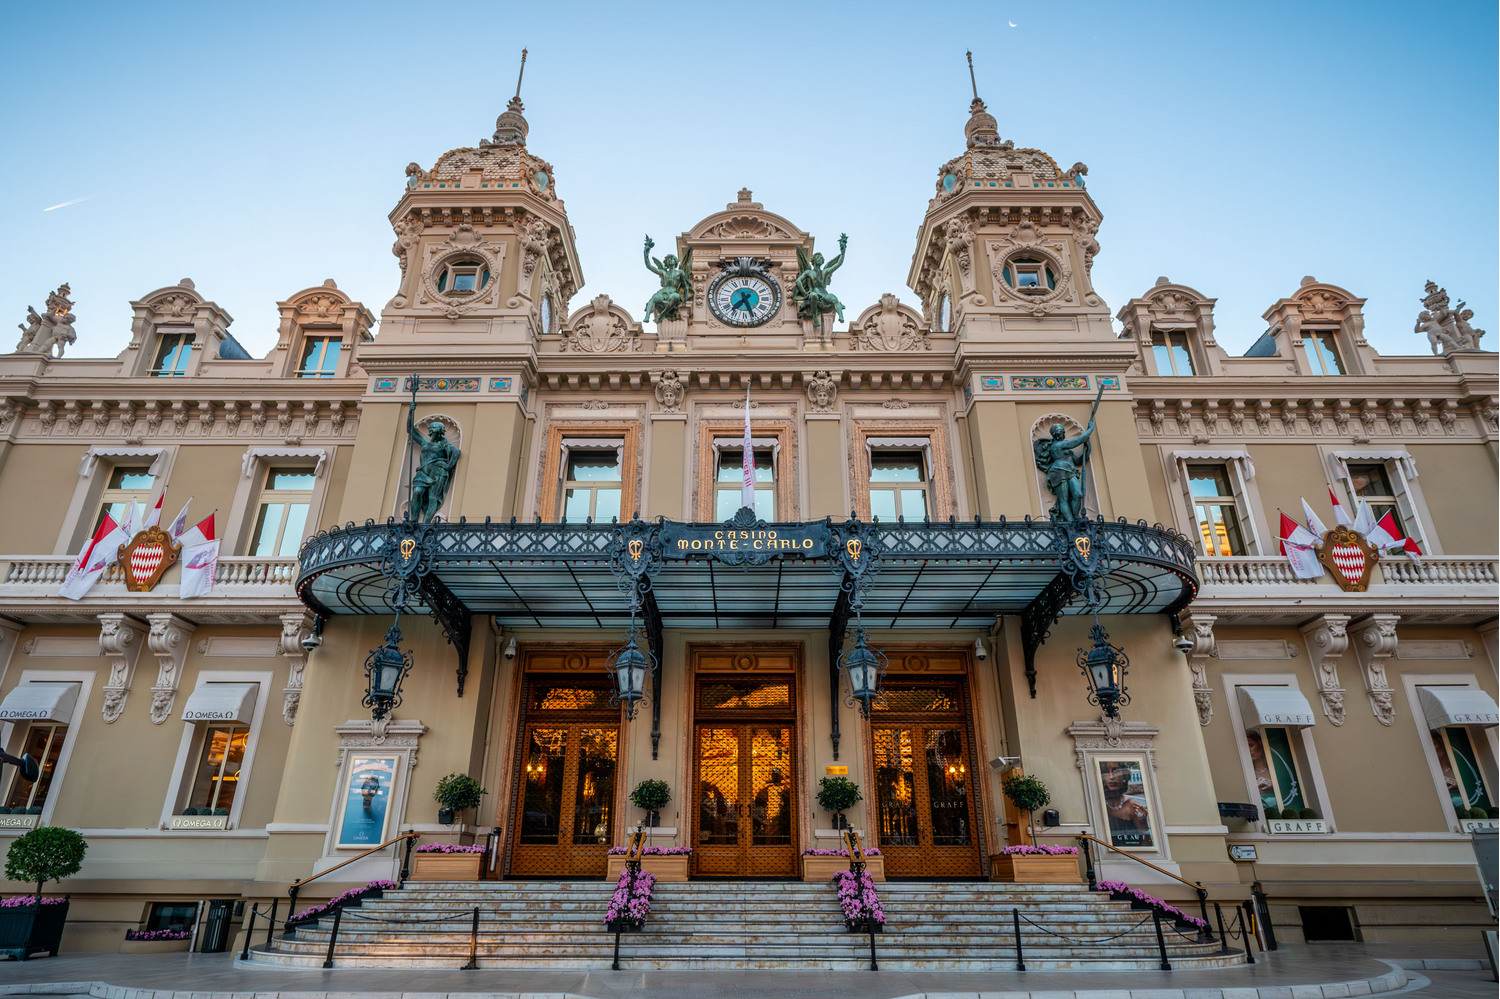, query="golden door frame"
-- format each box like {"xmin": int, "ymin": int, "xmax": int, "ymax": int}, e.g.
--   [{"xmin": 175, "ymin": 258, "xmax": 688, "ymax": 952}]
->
[
  {"xmin": 683, "ymin": 643, "xmax": 808, "ymax": 877},
  {"xmin": 858, "ymin": 646, "xmax": 995, "ymax": 879},
  {"xmin": 496, "ymin": 646, "xmax": 631, "ymax": 878}
]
